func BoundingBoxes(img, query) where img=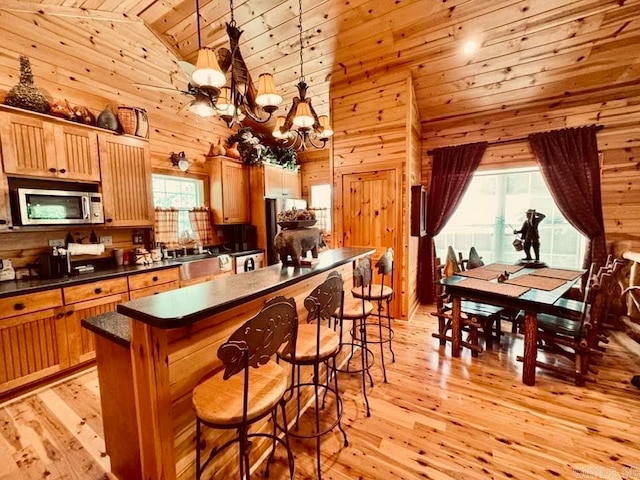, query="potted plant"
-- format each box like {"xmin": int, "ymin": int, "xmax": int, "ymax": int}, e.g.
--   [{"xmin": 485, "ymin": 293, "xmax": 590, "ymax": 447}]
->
[{"xmin": 227, "ymin": 127, "xmax": 298, "ymax": 170}]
